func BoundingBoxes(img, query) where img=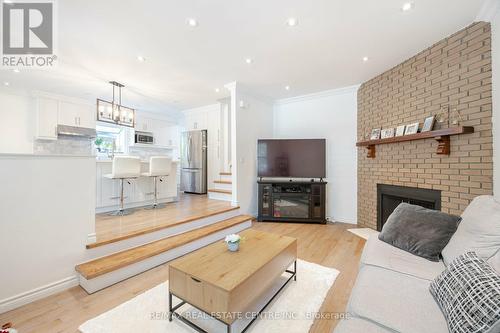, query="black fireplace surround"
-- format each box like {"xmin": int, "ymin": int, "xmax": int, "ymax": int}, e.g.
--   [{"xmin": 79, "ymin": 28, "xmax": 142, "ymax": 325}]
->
[{"xmin": 377, "ymin": 184, "xmax": 441, "ymax": 231}]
